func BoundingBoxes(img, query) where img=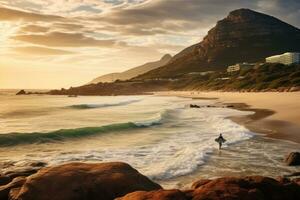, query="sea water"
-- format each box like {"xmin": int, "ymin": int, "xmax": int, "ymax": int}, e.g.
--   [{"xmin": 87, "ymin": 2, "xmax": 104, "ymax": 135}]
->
[{"xmin": 0, "ymin": 90, "xmax": 299, "ymax": 188}]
